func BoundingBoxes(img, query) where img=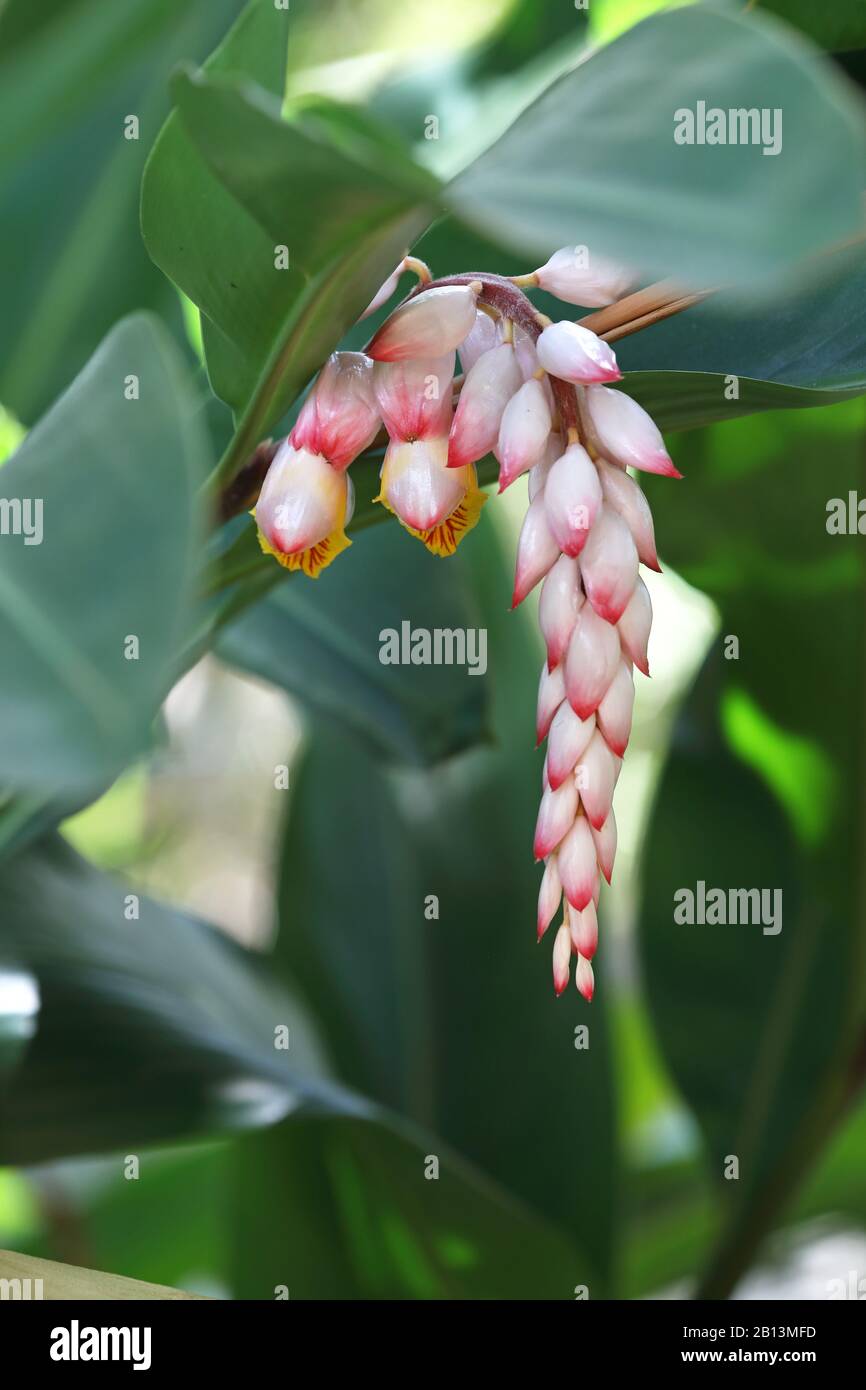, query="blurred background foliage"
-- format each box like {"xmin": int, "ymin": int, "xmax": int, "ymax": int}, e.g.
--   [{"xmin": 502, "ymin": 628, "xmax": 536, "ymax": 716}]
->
[{"xmin": 2, "ymin": 0, "xmax": 866, "ymax": 1301}]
